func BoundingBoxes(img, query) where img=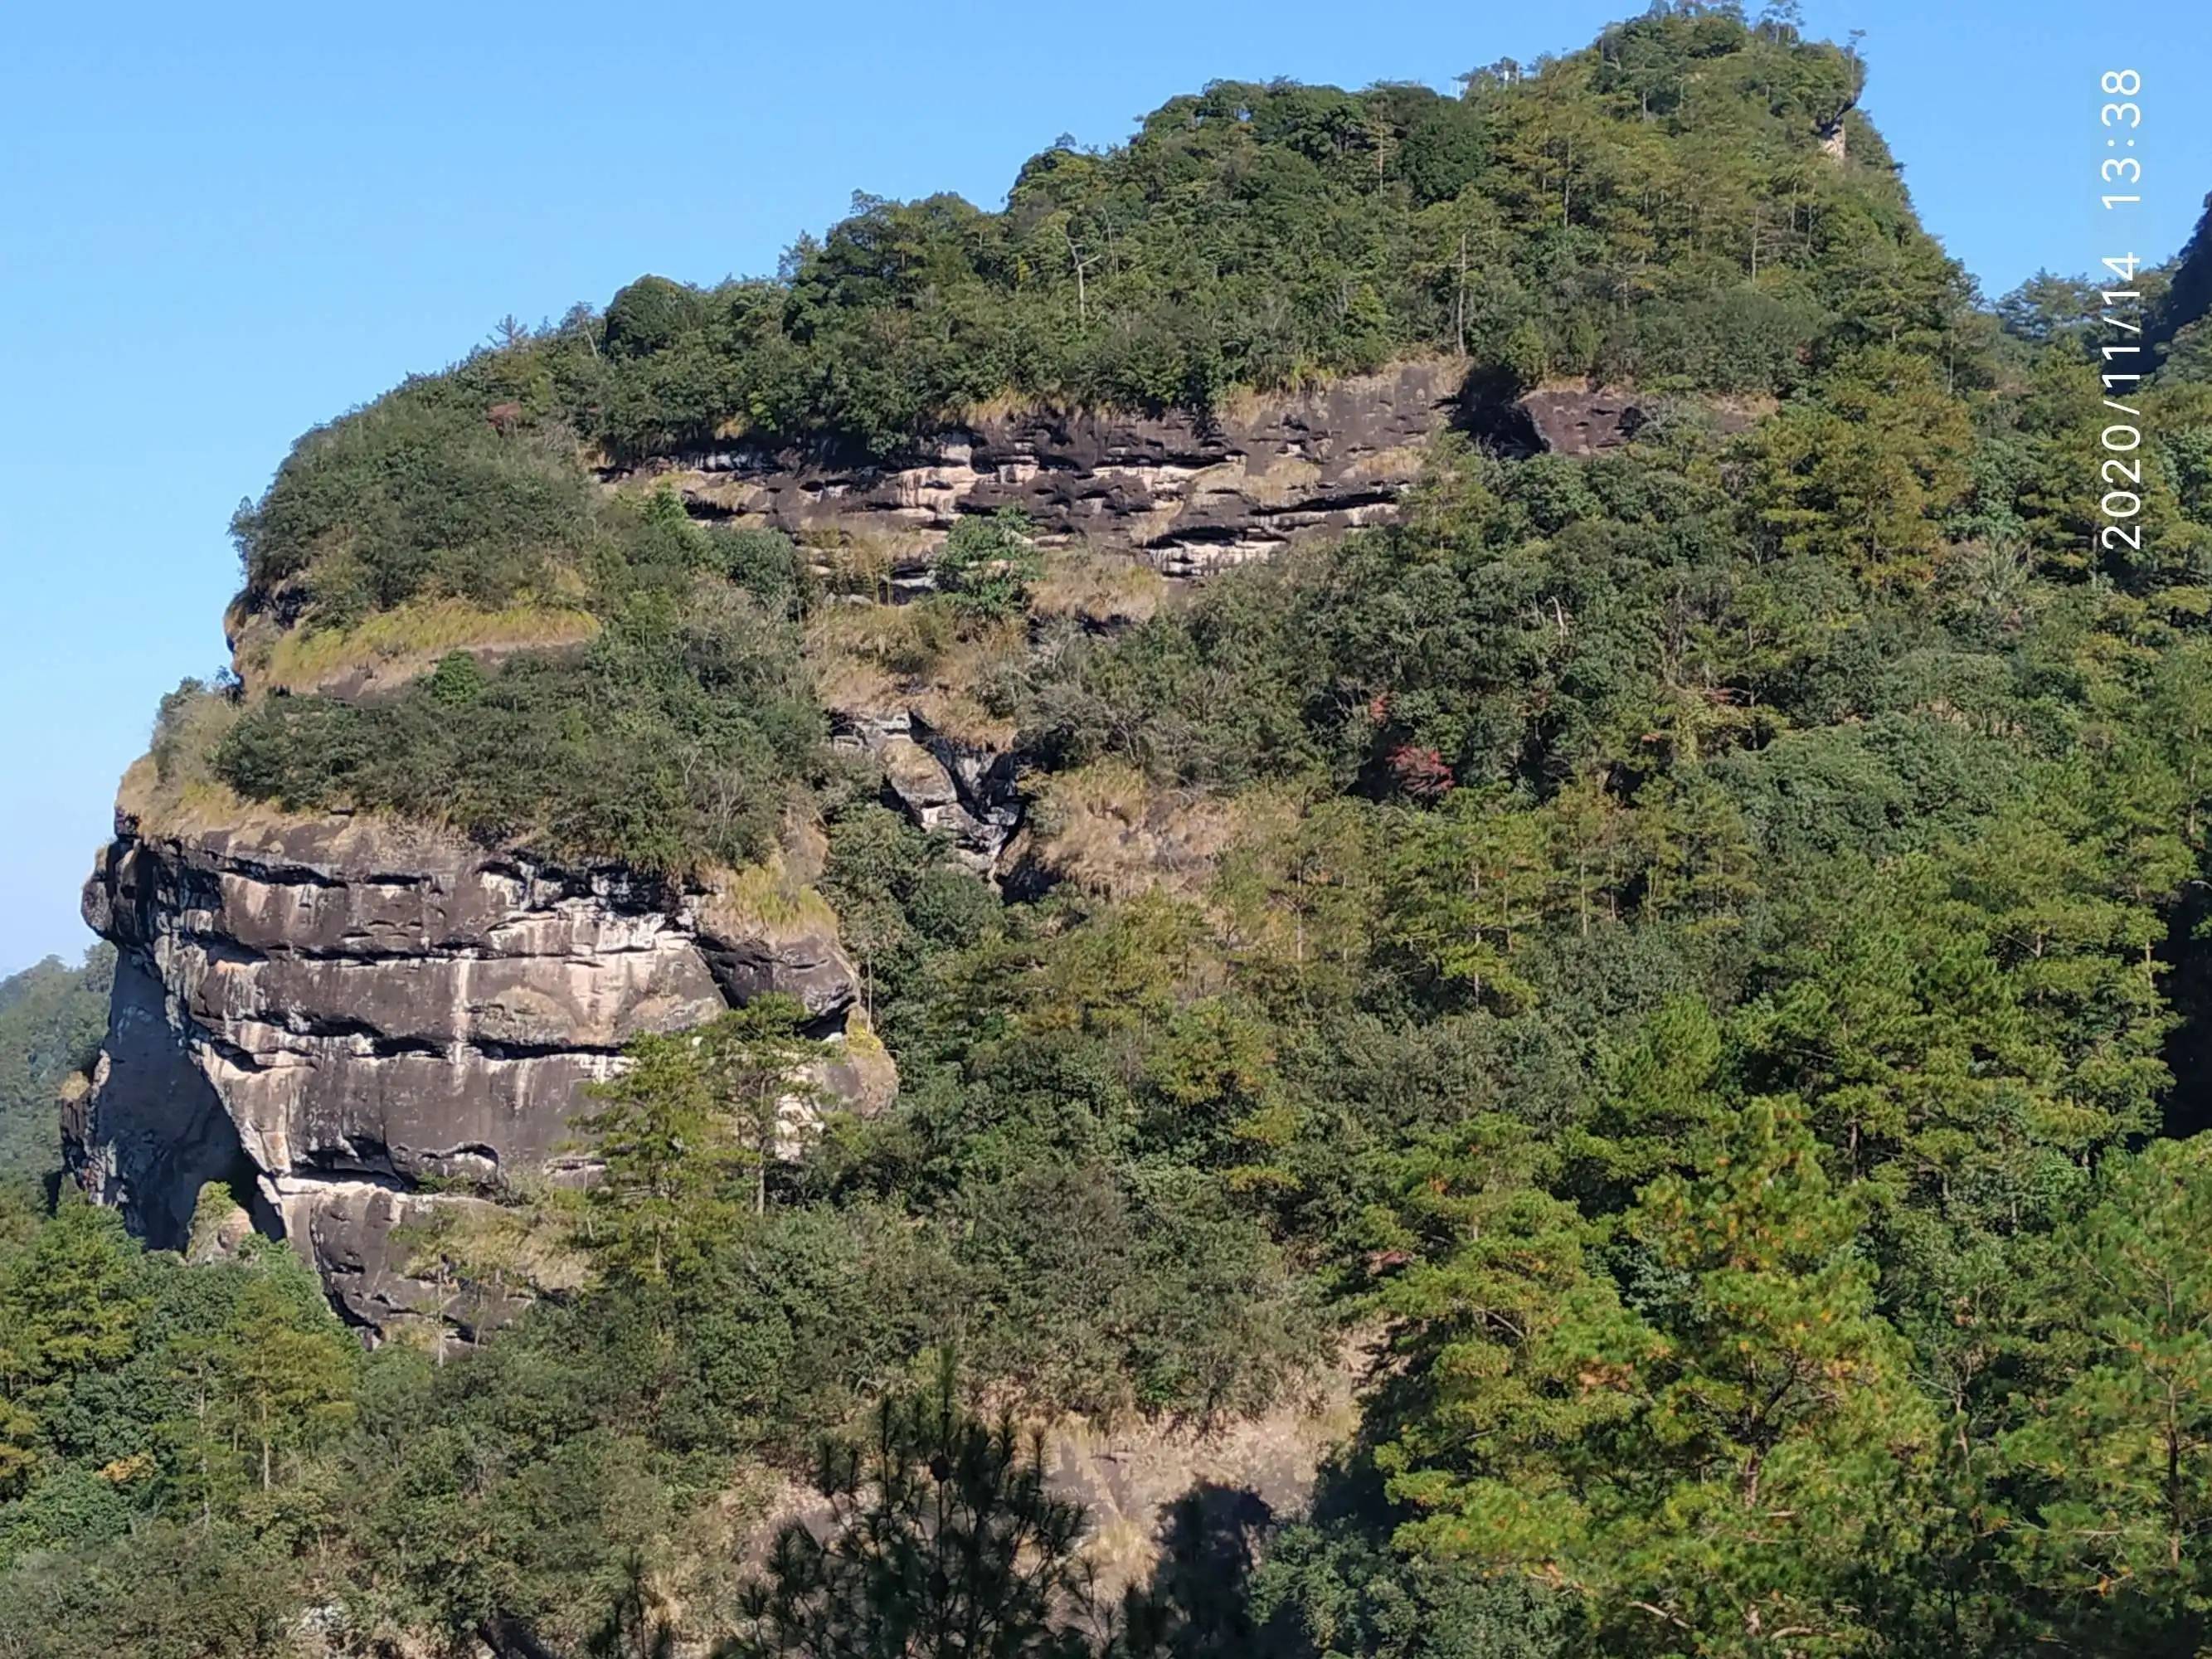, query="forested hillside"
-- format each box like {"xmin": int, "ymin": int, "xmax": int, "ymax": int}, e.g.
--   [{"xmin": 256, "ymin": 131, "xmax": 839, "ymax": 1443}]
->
[
  {"xmin": 0, "ymin": 951, "xmax": 107, "ymax": 1202},
  {"xmin": 12, "ymin": 4, "xmax": 2212, "ymax": 1656}
]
